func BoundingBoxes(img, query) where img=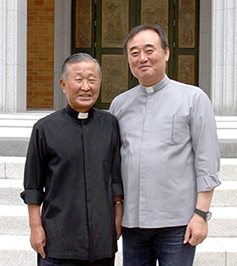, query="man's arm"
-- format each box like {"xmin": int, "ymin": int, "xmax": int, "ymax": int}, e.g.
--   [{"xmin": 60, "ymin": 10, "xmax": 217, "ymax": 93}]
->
[
  {"xmin": 28, "ymin": 204, "xmax": 46, "ymax": 259},
  {"xmin": 184, "ymin": 91, "xmax": 221, "ymax": 246},
  {"xmin": 183, "ymin": 189, "xmax": 214, "ymax": 246},
  {"xmin": 113, "ymin": 195, "xmax": 123, "ymax": 240}
]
